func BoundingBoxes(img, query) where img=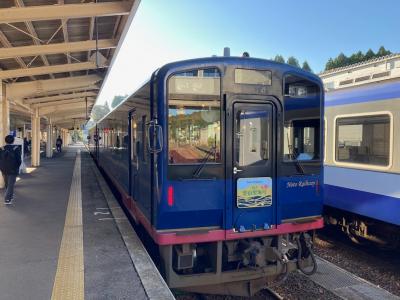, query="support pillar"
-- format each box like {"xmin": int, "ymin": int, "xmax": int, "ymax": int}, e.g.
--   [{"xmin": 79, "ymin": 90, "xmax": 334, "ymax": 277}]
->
[
  {"xmin": 53, "ymin": 127, "xmax": 57, "ymax": 152},
  {"xmin": 0, "ymin": 82, "xmax": 9, "ymax": 188},
  {"xmin": 46, "ymin": 119, "xmax": 52, "ymax": 158},
  {"xmin": 62, "ymin": 129, "xmax": 65, "ymax": 147},
  {"xmin": 0, "ymin": 83, "xmax": 9, "ymax": 146},
  {"xmin": 31, "ymin": 108, "xmax": 40, "ymax": 167}
]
